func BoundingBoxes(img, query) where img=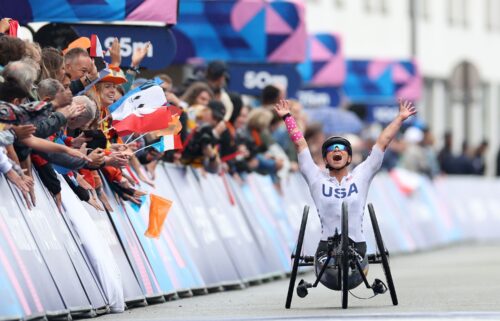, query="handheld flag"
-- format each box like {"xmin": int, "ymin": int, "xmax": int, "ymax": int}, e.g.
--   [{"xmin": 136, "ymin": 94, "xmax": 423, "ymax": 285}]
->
[
  {"xmin": 90, "ymin": 34, "xmax": 107, "ymax": 71},
  {"xmin": 109, "ymin": 80, "xmax": 171, "ymax": 136},
  {"xmin": 150, "ymin": 135, "xmax": 182, "ymax": 153},
  {"xmin": 113, "ymin": 107, "xmax": 172, "ymax": 136},
  {"xmin": 145, "ymin": 194, "xmax": 172, "ymax": 239},
  {"xmin": 150, "ymin": 115, "xmax": 182, "ymax": 138},
  {"xmin": 8, "ymin": 19, "xmax": 19, "ymax": 37},
  {"xmin": 90, "ymin": 34, "xmax": 104, "ymax": 58}
]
